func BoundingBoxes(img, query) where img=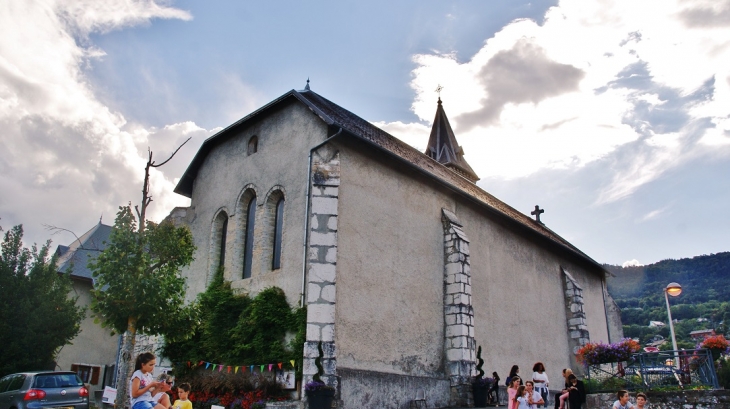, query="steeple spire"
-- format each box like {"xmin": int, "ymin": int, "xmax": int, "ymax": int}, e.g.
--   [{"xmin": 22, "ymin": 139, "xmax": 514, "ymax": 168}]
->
[{"xmin": 424, "ymin": 97, "xmax": 479, "ymax": 183}]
